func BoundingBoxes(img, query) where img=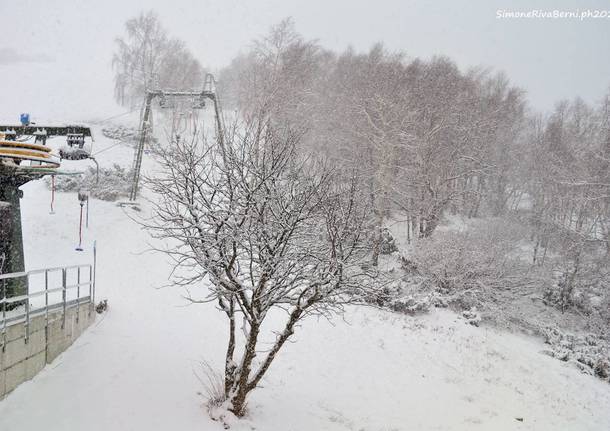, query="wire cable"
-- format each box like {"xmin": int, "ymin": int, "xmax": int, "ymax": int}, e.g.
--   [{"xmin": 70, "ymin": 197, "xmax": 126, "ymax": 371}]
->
[
  {"xmin": 91, "ymin": 140, "xmax": 126, "ymax": 157},
  {"xmin": 90, "ymin": 108, "xmax": 139, "ymax": 125}
]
